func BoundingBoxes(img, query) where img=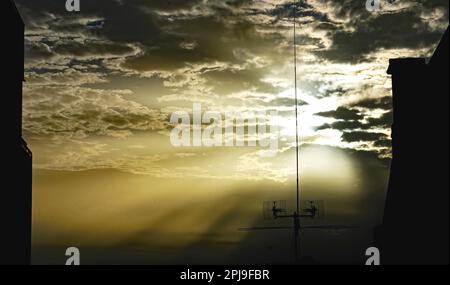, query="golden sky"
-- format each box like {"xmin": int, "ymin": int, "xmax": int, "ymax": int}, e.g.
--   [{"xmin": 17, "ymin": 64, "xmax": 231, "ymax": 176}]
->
[{"xmin": 15, "ymin": 0, "xmax": 448, "ymax": 264}]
